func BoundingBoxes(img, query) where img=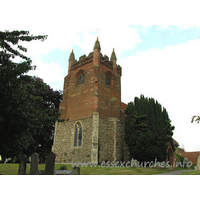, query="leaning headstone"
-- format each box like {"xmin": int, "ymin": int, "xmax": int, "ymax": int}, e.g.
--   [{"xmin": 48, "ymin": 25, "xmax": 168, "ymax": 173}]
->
[
  {"xmin": 30, "ymin": 153, "xmax": 38, "ymax": 175},
  {"xmin": 73, "ymin": 166, "xmax": 80, "ymax": 175},
  {"xmin": 45, "ymin": 152, "xmax": 55, "ymax": 175},
  {"xmin": 18, "ymin": 155, "xmax": 27, "ymax": 175}
]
